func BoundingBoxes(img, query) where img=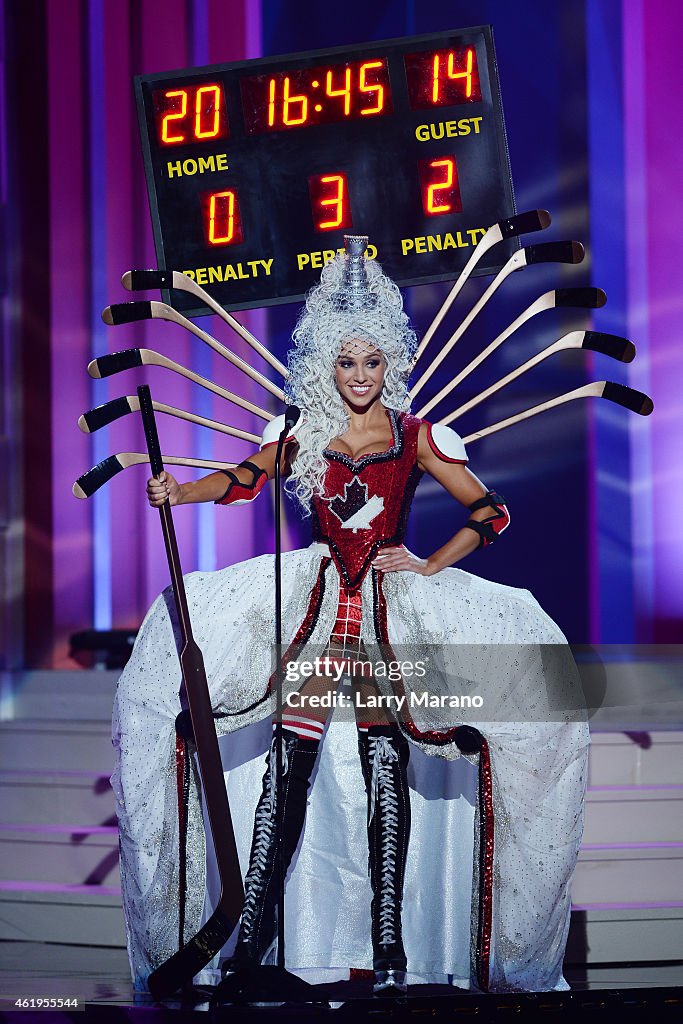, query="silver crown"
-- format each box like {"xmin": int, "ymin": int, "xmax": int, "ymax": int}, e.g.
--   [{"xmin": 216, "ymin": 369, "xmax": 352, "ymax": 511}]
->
[{"xmin": 331, "ymin": 235, "xmax": 378, "ymax": 311}]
